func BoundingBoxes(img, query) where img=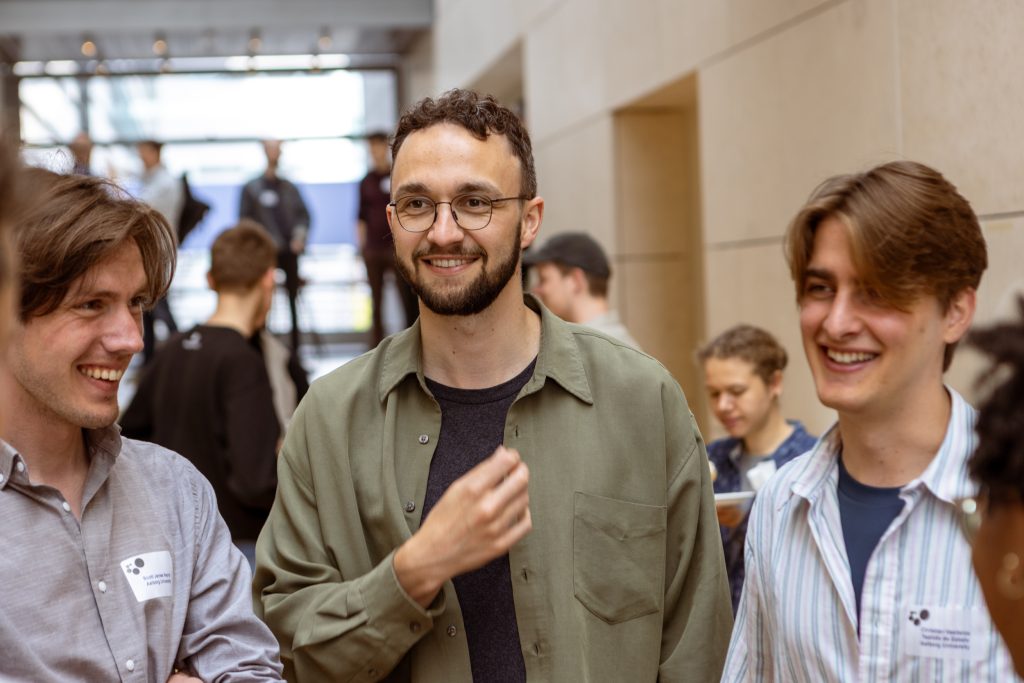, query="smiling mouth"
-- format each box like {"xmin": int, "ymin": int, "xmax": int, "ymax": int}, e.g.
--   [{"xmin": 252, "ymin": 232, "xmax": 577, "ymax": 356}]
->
[
  {"xmin": 79, "ymin": 366, "xmax": 125, "ymax": 382},
  {"xmin": 426, "ymin": 257, "xmax": 475, "ymax": 269},
  {"xmin": 825, "ymin": 348, "xmax": 878, "ymax": 365}
]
